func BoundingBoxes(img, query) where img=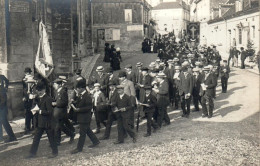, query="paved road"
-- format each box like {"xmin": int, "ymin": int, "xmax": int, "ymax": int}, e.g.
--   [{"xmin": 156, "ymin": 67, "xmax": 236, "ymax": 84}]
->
[{"xmin": 0, "ymin": 52, "xmax": 259, "ymax": 166}]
